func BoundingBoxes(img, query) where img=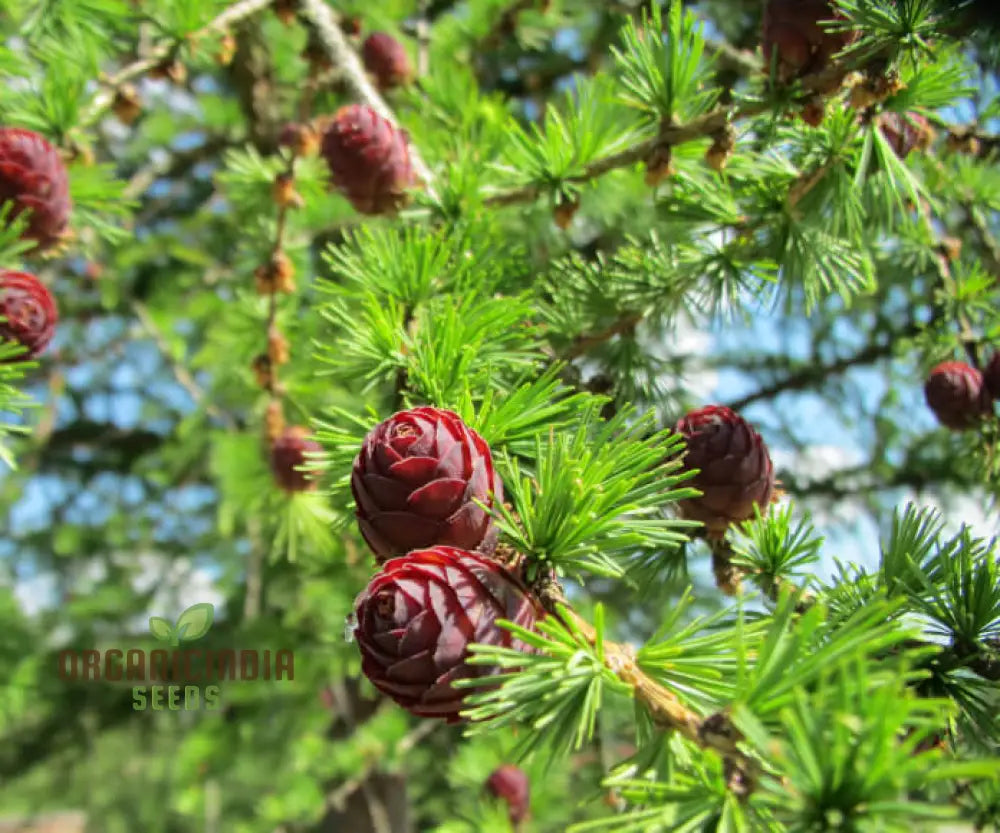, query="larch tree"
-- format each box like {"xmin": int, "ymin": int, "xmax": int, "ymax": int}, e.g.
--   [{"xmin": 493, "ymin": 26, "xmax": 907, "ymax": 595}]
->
[{"xmin": 0, "ymin": 1, "xmax": 999, "ymax": 832}]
